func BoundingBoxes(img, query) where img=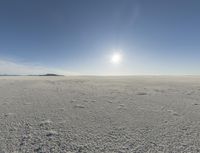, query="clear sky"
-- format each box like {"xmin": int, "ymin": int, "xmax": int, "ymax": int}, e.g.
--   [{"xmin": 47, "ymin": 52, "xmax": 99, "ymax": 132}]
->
[{"xmin": 0, "ymin": 0, "xmax": 200, "ymax": 75}]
